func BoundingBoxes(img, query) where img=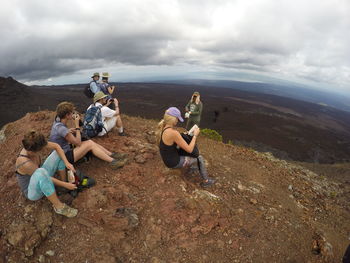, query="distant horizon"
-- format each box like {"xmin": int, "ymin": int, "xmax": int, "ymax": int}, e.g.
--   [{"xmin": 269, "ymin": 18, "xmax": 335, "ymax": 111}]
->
[
  {"xmin": 15, "ymin": 72, "xmax": 350, "ymax": 98},
  {"xmin": 4, "ymin": 74, "xmax": 349, "ymax": 112}
]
